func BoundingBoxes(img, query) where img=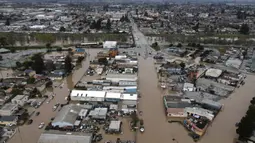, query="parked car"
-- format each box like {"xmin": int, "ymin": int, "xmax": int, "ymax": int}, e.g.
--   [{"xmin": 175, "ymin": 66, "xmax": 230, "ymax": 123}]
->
[
  {"xmin": 38, "ymin": 122, "xmax": 45, "ymax": 129},
  {"xmin": 35, "ymin": 112, "xmax": 40, "ymax": 116},
  {"xmin": 27, "ymin": 119, "xmax": 33, "ymax": 125}
]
